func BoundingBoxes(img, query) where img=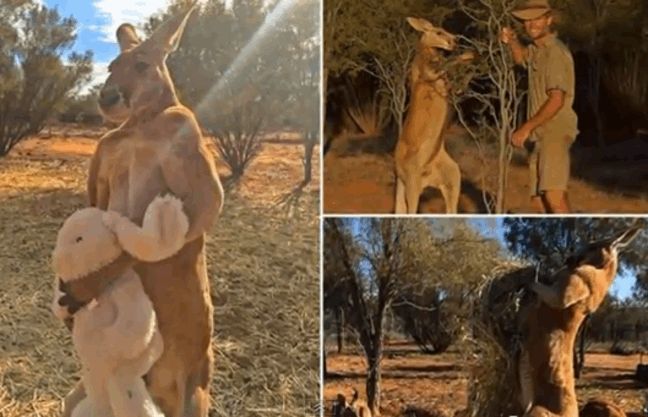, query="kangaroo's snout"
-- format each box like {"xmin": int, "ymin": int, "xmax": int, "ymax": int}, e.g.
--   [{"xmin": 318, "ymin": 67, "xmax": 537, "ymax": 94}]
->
[{"xmin": 98, "ymin": 86, "xmax": 121, "ymax": 109}]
